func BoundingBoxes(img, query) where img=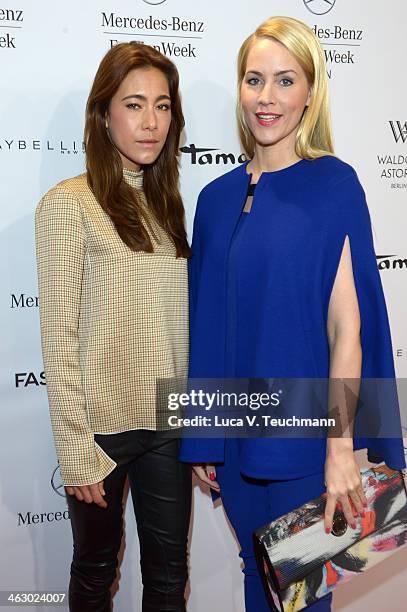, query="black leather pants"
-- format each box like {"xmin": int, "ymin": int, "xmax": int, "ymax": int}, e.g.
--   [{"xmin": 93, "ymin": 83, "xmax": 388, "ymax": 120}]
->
[{"xmin": 66, "ymin": 430, "xmax": 192, "ymax": 612}]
